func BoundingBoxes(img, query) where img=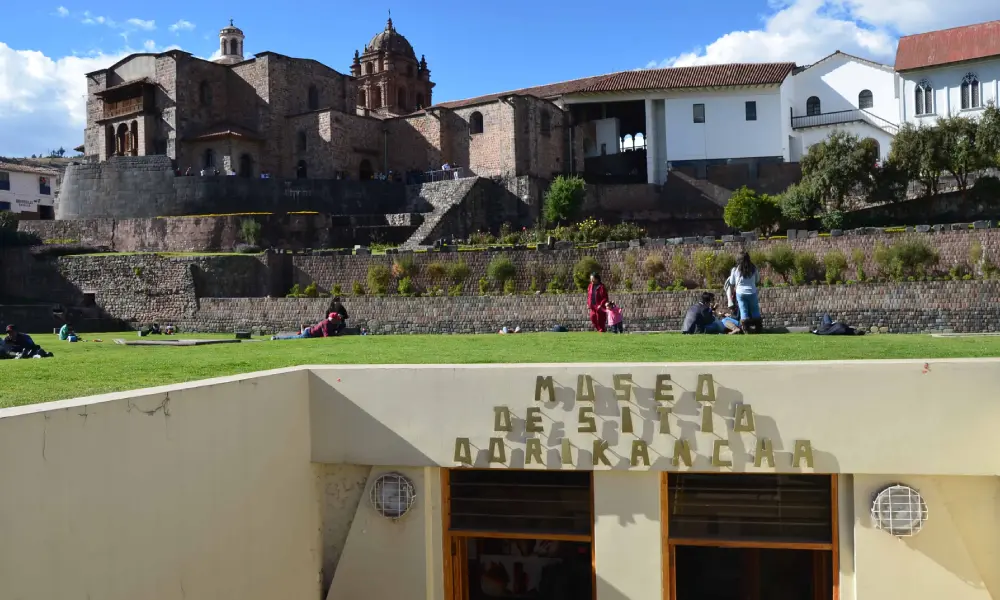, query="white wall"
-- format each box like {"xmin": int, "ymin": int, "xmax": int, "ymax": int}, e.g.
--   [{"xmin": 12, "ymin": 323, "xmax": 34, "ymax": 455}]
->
[
  {"xmin": 901, "ymin": 57, "xmax": 1000, "ymax": 125},
  {"xmin": 664, "ymin": 88, "xmax": 784, "ymax": 161},
  {"xmin": 0, "ymin": 169, "xmax": 57, "ymax": 214},
  {"xmin": 594, "ymin": 118, "xmax": 620, "ymax": 156},
  {"xmin": 797, "ymin": 122, "xmax": 895, "ymax": 160},
  {"xmin": 793, "ymin": 55, "xmax": 898, "ymax": 124},
  {"xmin": 593, "ymin": 471, "xmax": 663, "ymax": 600}
]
